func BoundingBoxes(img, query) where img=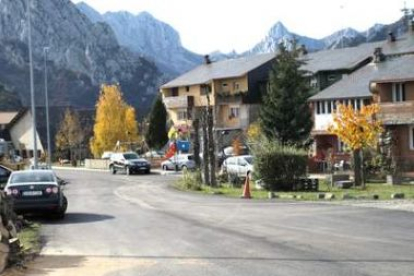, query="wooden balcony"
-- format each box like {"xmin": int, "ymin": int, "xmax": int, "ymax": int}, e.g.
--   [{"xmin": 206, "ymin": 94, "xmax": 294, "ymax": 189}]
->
[
  {"xmin": 378, "ymin": 101, "xmax": 414, "ymax": 125},
  {"xmin": 163, "ymin": 96, "xmax": 194, "ymax": 109}
]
